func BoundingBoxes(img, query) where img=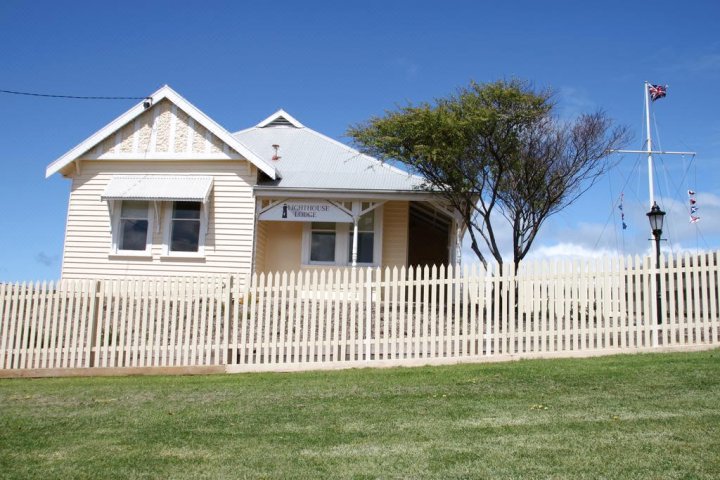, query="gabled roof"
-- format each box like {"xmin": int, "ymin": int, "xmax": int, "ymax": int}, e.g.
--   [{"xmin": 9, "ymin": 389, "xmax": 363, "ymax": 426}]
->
[
  {"xmin": 45, "ymin": 85, "xmax": 277, "ymax": 179},
  {"xmin": 233, "ymin": 111, "xmax": 426, "ymax": 194}
]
